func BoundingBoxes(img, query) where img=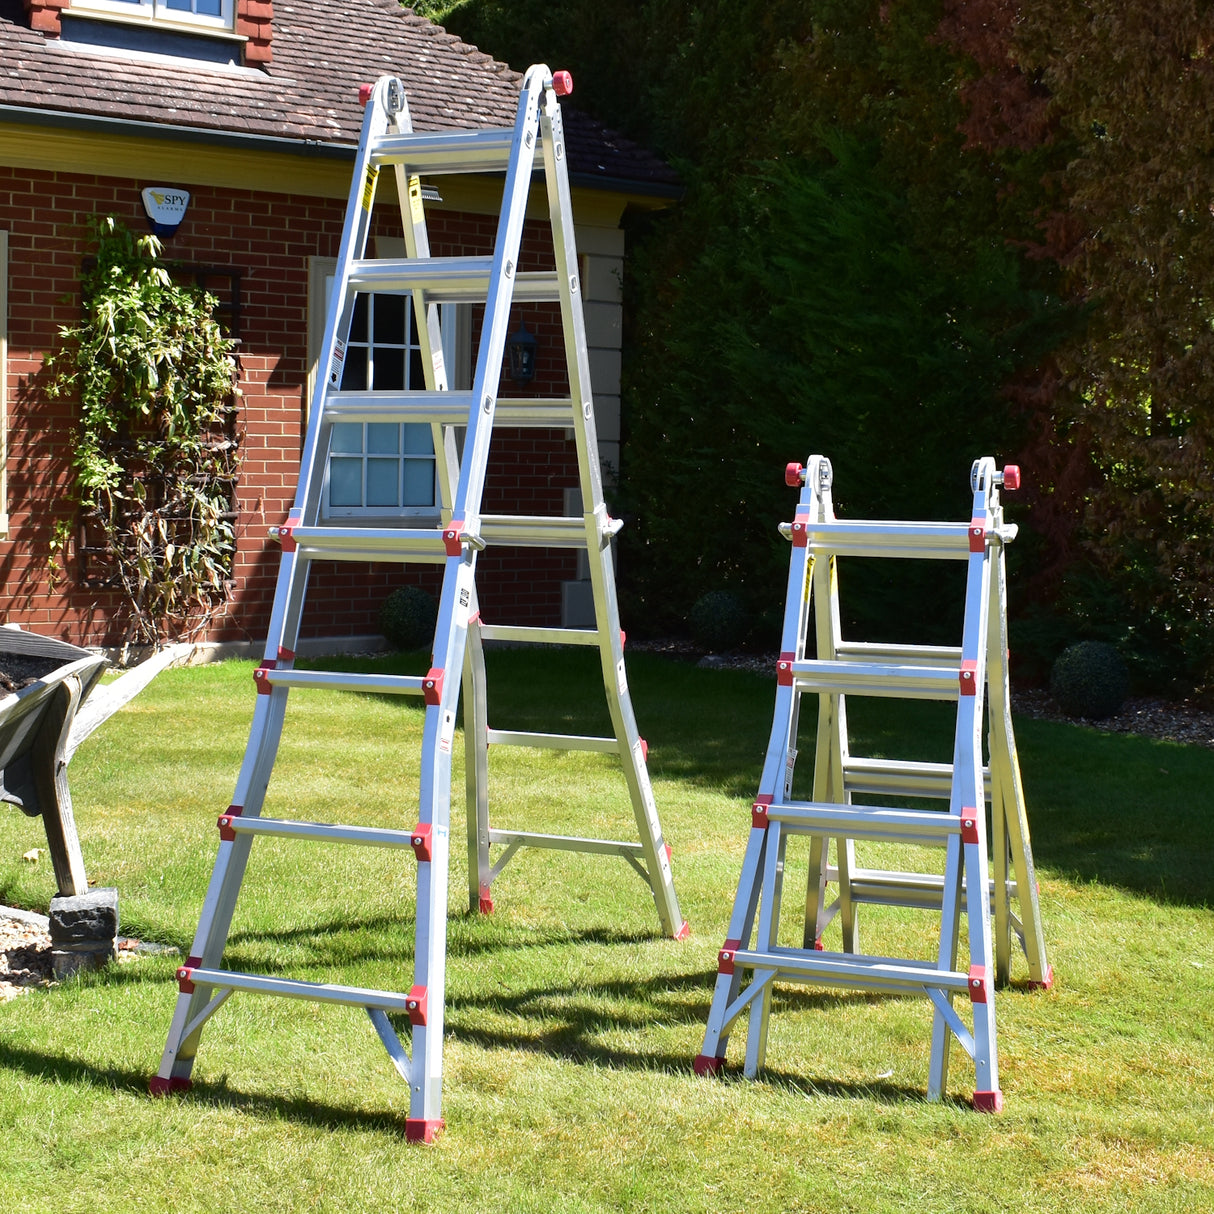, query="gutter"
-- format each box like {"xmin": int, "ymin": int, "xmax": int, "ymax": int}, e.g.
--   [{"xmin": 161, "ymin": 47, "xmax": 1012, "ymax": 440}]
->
[{"xmin": 0, "ymin": 103, "xmax": 684, "ymax": 200}]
